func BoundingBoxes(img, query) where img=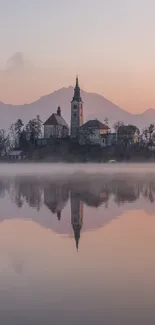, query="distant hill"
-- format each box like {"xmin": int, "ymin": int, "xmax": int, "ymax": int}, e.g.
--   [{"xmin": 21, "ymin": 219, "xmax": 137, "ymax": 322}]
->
[{"xmin": 0, "ymin": 86, "xmax": 155, "ymax": 130}]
